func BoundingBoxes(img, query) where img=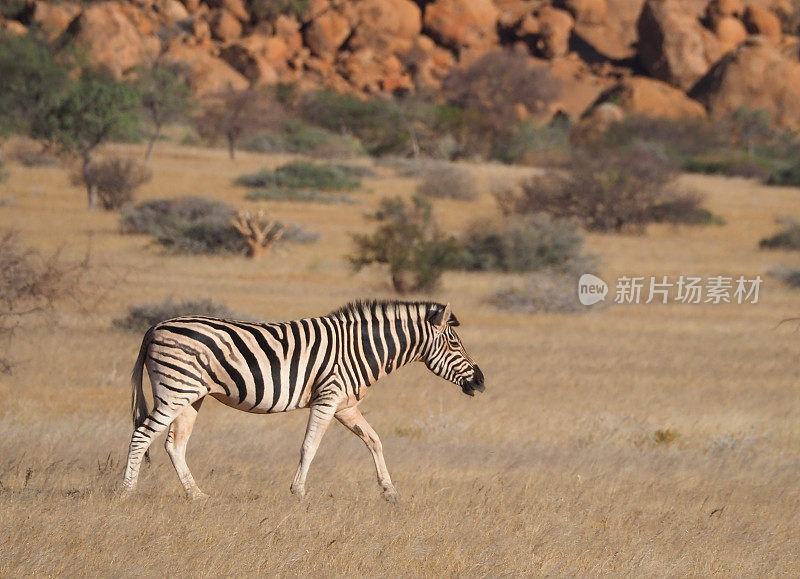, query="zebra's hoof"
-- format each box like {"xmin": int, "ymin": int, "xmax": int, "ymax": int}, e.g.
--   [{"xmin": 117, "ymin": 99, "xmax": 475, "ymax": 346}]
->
[
  {"xmin": 189, "ymin": 491, "xmax": 209, "ymax": 501},
  {"xmin": 382, "ymin": 489, "xmax": 399, "ymax": 503},
  {"xmin": 290, "ymin": 484, "xmax": 305, "ymax": 498}
]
